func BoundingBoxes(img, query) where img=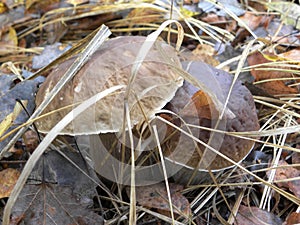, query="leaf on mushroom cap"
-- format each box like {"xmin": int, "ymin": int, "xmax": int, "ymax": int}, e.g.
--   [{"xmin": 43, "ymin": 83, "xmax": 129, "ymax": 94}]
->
[{"xmin": 35, "ymin": 36, "xmax": 183, "ymax": 135}]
